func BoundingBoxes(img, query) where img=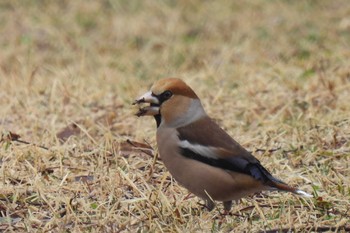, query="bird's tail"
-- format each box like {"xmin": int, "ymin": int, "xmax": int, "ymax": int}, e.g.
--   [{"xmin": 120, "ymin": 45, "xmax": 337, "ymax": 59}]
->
[
  {"xmin": 268, "ymin": 181, "xmax": 313, "ymax": 198},
  {"xmin": 252, "ymin": 163, "xmax": 312, "ymax": 197}
]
